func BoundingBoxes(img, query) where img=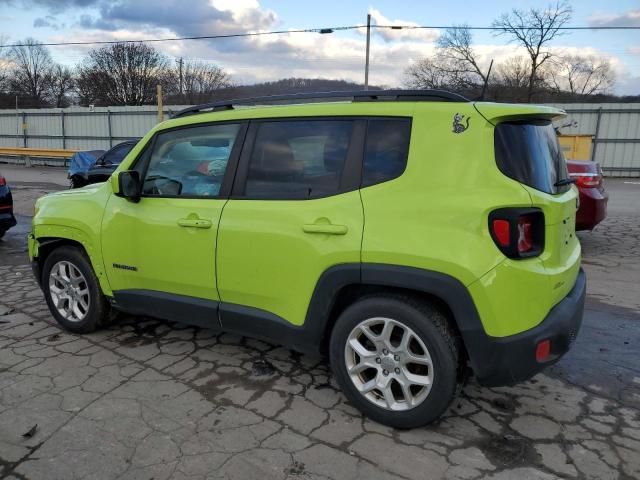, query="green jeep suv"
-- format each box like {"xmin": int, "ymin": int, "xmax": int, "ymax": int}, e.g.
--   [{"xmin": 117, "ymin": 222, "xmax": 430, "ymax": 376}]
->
[{"xmin": 29, "ymin": 90, "xmax": 585, "ymax": 428}]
